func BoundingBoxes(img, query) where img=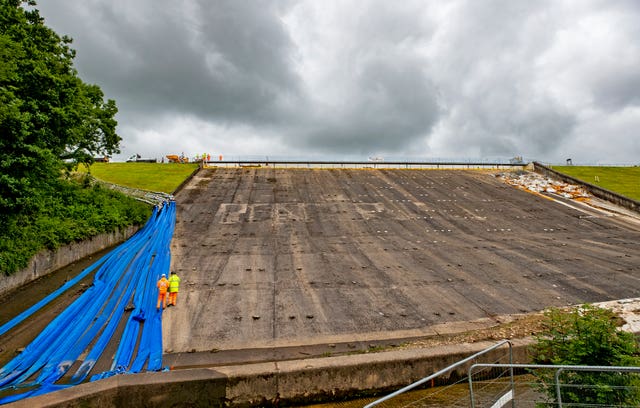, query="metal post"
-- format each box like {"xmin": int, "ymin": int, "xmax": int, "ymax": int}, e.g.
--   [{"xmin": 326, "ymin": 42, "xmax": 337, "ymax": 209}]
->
[
  {"xmin": 468, "ymin": 341, "xmax": 514, "ymax": 408},
  {"xmin": 509, "ymin": 344, "xmax": 515, "ymax": 408},
  {"xmin": 470, "ymin": 363, "xmax": 640, "ymax": 408},
  {"xmin": 555, "ymin": 368, "xmax": 564, "ymax": 408}
]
